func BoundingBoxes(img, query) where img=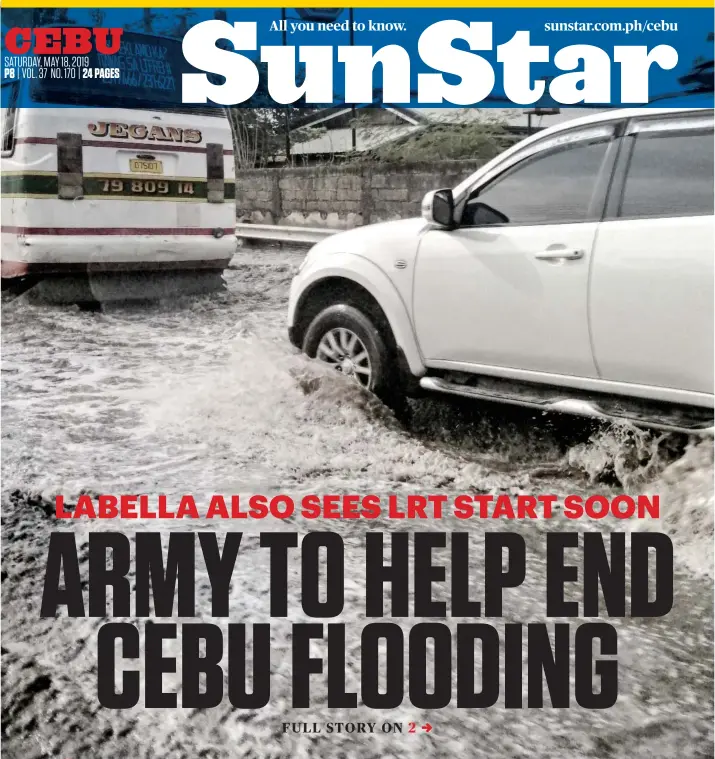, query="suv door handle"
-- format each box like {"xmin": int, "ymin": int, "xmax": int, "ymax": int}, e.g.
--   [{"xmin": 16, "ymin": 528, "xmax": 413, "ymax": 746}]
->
[{"xmin": 534, "ymin": 248, "xmax": 584, "ymax": 261}]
